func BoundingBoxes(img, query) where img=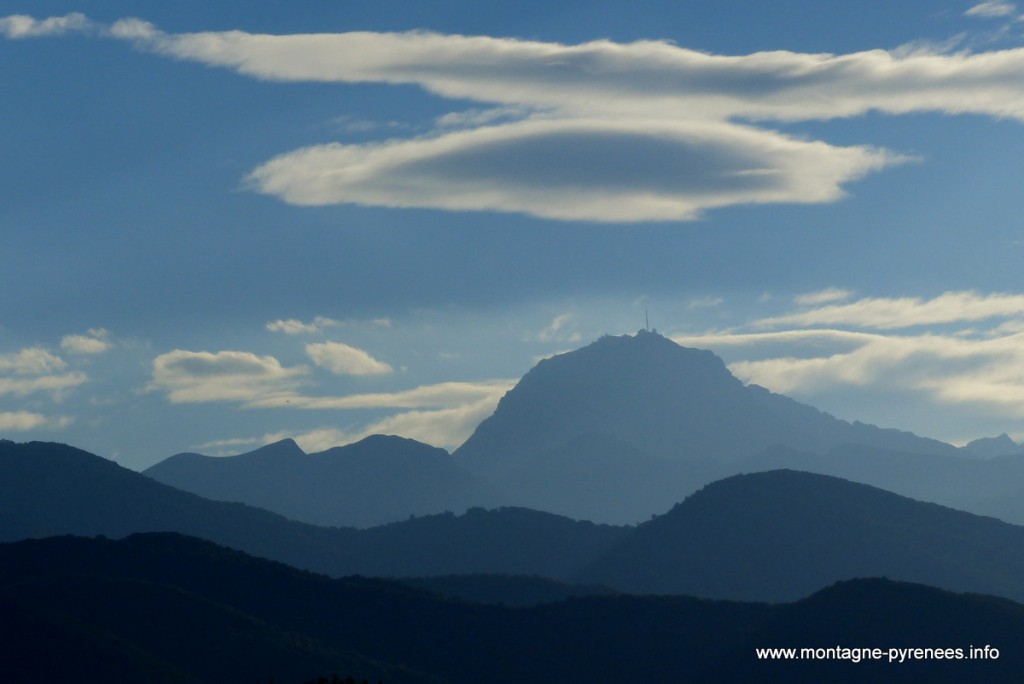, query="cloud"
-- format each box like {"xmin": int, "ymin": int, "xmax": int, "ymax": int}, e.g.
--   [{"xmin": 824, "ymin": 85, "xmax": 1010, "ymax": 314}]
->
[
  {"xmin": 755, "ymin": 291, "xmax": 1024, "ymax": 330},
  {"xmin": 305, "ymin": 341, "xmax": 393, "ymax": 376},
  {"xmin": 246, "ymin": 118, "xmax": 900, "ymax": 222},
  {"xmin": 725, "ymin": 330, "xmax": 1024, "ymax": 415},
  {"xmin": 246, "ymin": 379, "xmax": 514, "ymax": 410},
  {"xmin": 0, "ymin": 347, "xmax": 86, "ymax": 399},
  {"xmin": 148, "ymin": 349, "xmax": 308, "ymax": 403},
  {"xmin": 266, "ymin": 316, "xmax": 391, "ymax": 334},
  {"xmin": 0, "ymin": 12, "xmax": 91, "ymax": 39},
  {"xmin": 0, "ymin": 411, "xmax": 72, "ymax": 431},
  {"xmin": 266, "ymin": 319, "xmax": 328, "ymax": 335},
  {"xmin": 966, "ymin": 2, "xmax": 1018, "ymax": 18},
  {"xmin": 61, "ymin": 329, "xmax": 111, "ymax": 355},
  {"xmin": 17, "ymin": 14, "xmax": 1024, "ymax": 220},
  {"xmin": 261, "ymin": 394, "xmax": 503, "ymax": 451},
  {"xmin": 0, "ymin": 348, "xmax": 66, "ymax": 375},
  {"xmin": 687, "ymin": 296, "xmax": 724, "ymax": 309},
  {"xmin": 537, "ymin": 314, "xmax": 581, "ymax": 343},
  {"xmin": 674, "ymin": 289, "xmax": 1024, "ymax": 419},
  {"xmin": 98, "ymin": 23, "xmax": 1024, "ymax": 123},
  {"xmin": 793, "ymin": 287, "xmax": 853, "ymax": 307},
  {"xmin": 354, "ymin": 395, "xmax": 502, "ymax": 449}
]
